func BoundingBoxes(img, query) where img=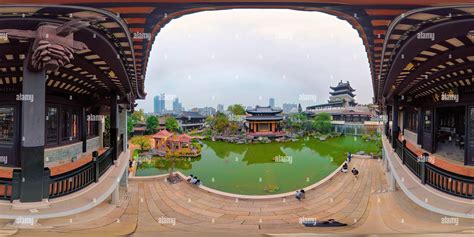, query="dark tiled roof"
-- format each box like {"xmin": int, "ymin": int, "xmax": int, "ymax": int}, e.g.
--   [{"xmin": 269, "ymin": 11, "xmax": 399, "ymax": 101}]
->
[
  {"xmin": 306, "ymin": 101, "xmax": 344, "ymax": 109},
  {"xmin": 177, "ymin": 111, "xmax": 206, "ymax": 119},
  {"xmin": 330, "ymin": 81, "xmax": 355, "ymax": 91},
  {"xmin": 246, "ymin": 115, "xmax": 283, "ymax": 121},
  {"xmin": 246, "ymin": 106, "xmax": 282, "ymax": 114}
]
